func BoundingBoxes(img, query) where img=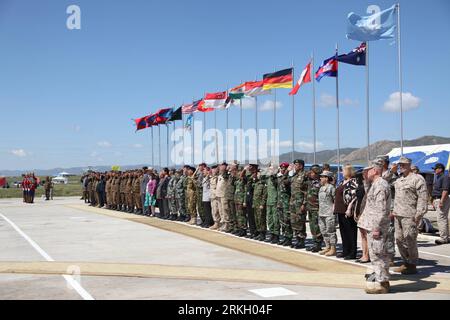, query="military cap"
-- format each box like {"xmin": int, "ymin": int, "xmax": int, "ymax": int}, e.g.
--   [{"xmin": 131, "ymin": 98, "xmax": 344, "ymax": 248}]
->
[
  {"xmin": 293, "ymin": 159, "xmax": 305, "ymax": 166},
  {"xmin": 364, "ymin": 158, "xmax": 384, "ymax": 170},
  {"xmin": 432, "ymin": 163, "xmax": 445, "ymax": 170},
  {"xmin": 211, "ymin": 164, "xmax": 218, "ymax": 169},
  {"xmin": 397, "ymin": 156, "xmax": 412, "ymax": 165},
  {"xmin": 279, "ymin": 162, "xmax": 289, "ymax": 169},
  {"xmin": 199, "ymin": 162, "xmax": 207, "ymax": 167},
  {"xmin": 320, "ymin": 171, "xmax": 333, "ymax": 178},
  {"xmin": 249, "ymin": 163, "xmax": 259, "ymax": 167},
  {"xmin": 376, "ymin": 155, "xmax": 390, "ymax": 163},
  {"xmin": 310, "ymin": 164, "xmax": 322, "ymax": 174},
  {"xmin": 220, "ymin": 162, "xmax": 228, "ymax": 166}
]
